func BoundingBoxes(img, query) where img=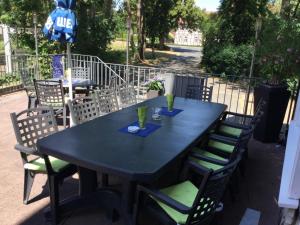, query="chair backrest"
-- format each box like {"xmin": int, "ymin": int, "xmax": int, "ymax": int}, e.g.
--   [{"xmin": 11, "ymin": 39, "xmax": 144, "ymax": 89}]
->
[
  {"xmin": 68, "ymin": 96, "xmax": 99, "ymax": 125},
  {"xmin": 119, "ymin": 85, "xmax": 137, "ymax": 108},
  {"xmin": 185, "ymin": 84, "xmax": 213, "ymax": 102},
  {"xmin": 20, "ymin": 69, "xmax": 34, "ymax": 89},
  {"xmin": 34, "ymin": 79, "xmax": 65, "ymax": 108},
  {"xmin": 186, "ymin": 157, "xmax": 240, "ymax": 225},
  {"xmin": 72, "ymin": 67, "xmax": 90, "ymax": 80},
  {"xmin": 93, "ymin": 89, "xmax": 119, "ymax": 115},
  {"xmin": 10, "ymin": 107, "xmax": 58, "ymax": 151}
]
